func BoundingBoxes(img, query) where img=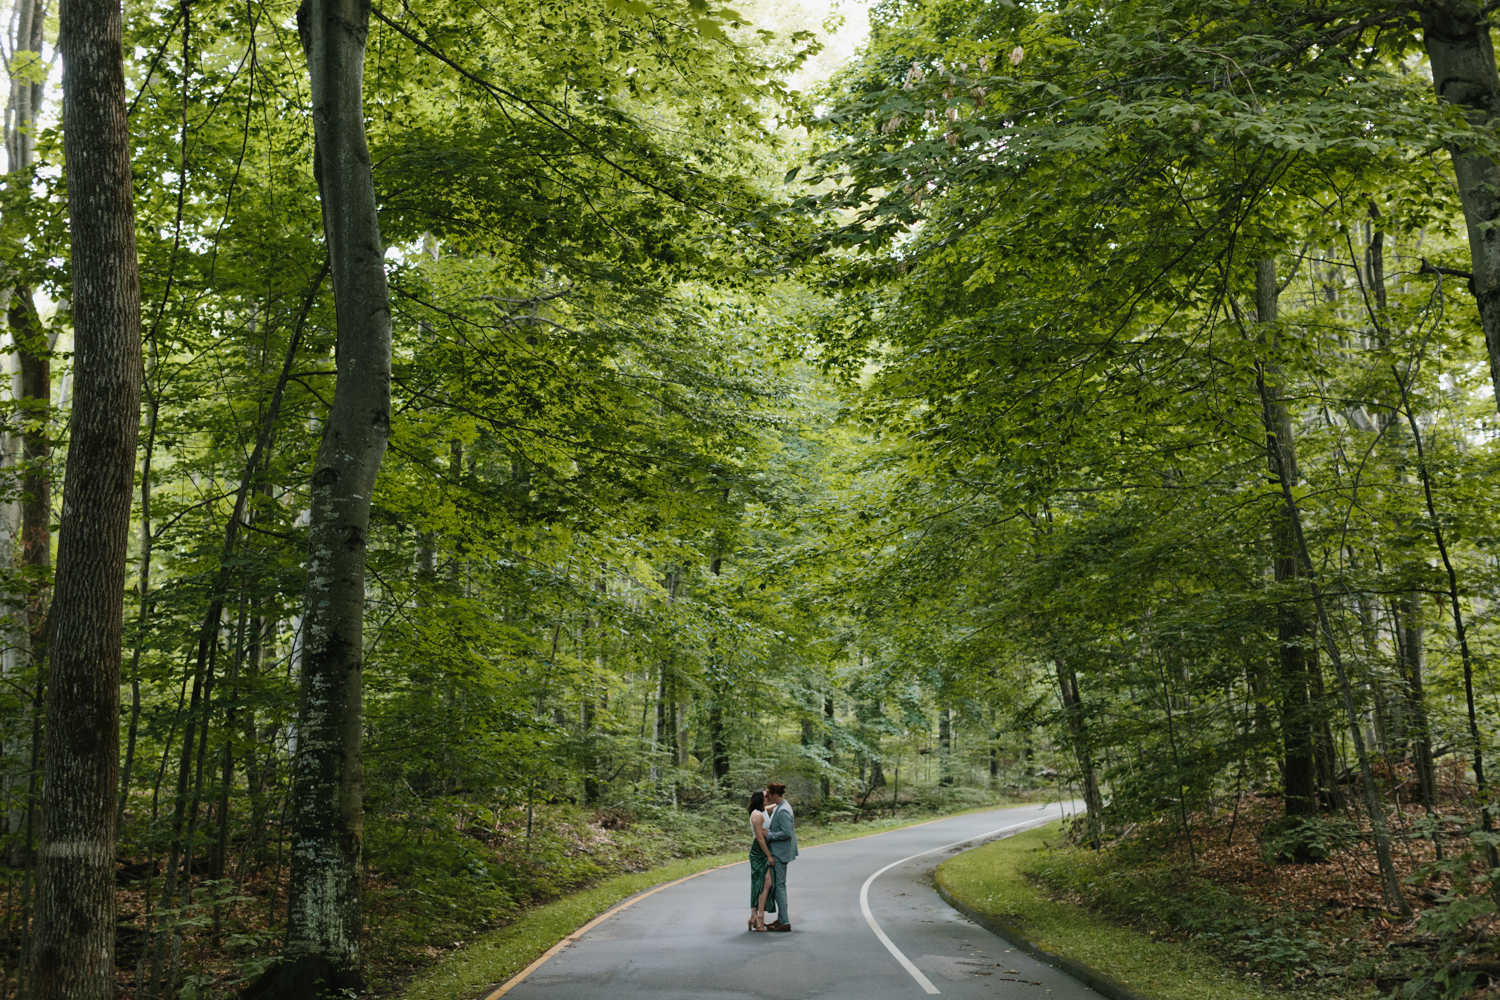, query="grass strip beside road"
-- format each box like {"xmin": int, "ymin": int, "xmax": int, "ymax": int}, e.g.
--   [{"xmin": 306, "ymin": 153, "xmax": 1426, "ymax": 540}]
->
[
  {"xmin": 401, "ymin": 800, "xmax": 1038, "ymax": 1000},
  {"xmin": 936, "ymin": 824, "xmax": 1284, "ymax": 1000},
  {"xmin": 400, "ymin": 850, "xmax": 743, "ymax": 1000}
]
